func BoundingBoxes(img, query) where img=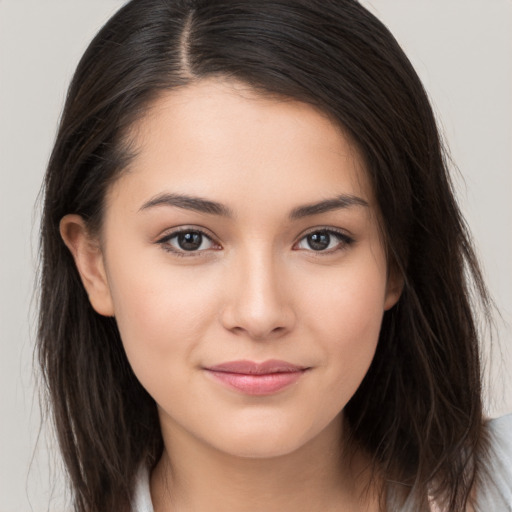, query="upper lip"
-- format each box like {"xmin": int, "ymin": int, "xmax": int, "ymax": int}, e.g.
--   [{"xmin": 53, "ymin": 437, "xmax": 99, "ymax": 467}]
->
[{"xmin": 205, "ymin": 359, "xmax": 308, "ymax": 375}]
